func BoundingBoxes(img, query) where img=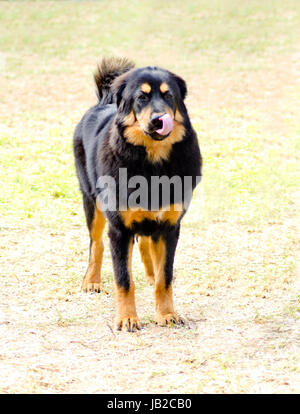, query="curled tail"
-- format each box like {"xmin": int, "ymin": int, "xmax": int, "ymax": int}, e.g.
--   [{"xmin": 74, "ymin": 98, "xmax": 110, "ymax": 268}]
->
[{"xmin": 94, "ymin": 57, "xmax": 135, "ymax": 105}]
